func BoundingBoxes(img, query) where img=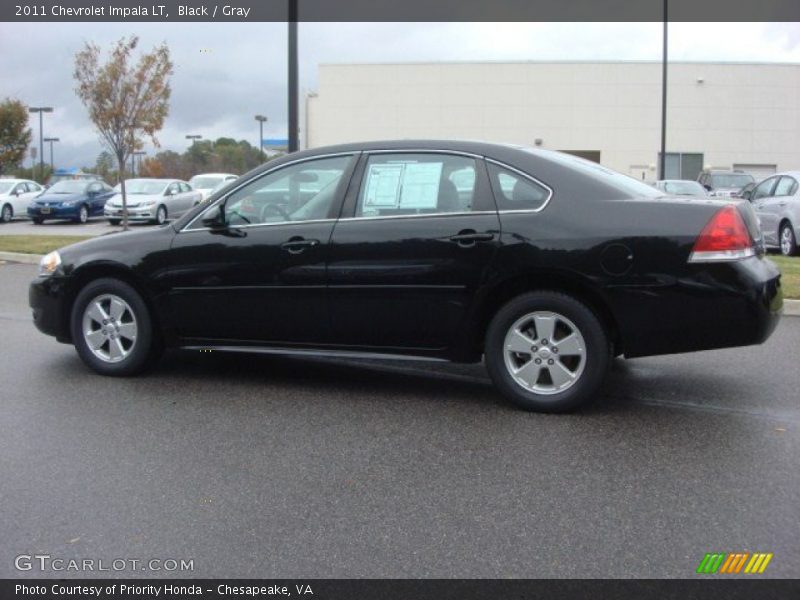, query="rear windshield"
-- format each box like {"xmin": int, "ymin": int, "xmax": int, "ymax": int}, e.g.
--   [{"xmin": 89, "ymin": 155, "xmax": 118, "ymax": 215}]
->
[
  {"xmin": 663, "ymin": 181, "xmax": 706, "ymax": 196},
  {"xmin": 709, "ymin": 173, "xmax": 754, "ymax": 189},
  {"xmin": 529, "ymin": 149, "xmax": 663, "ymax": 198}
]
